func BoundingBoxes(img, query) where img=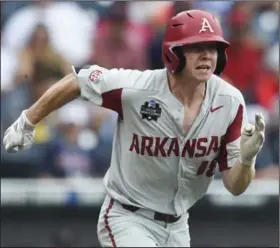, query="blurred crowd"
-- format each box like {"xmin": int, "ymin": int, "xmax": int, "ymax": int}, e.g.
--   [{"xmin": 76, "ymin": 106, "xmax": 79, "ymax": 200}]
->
[{"xmin": 1, "ymin": 1, "xmax": 279, "ymax": 179}]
